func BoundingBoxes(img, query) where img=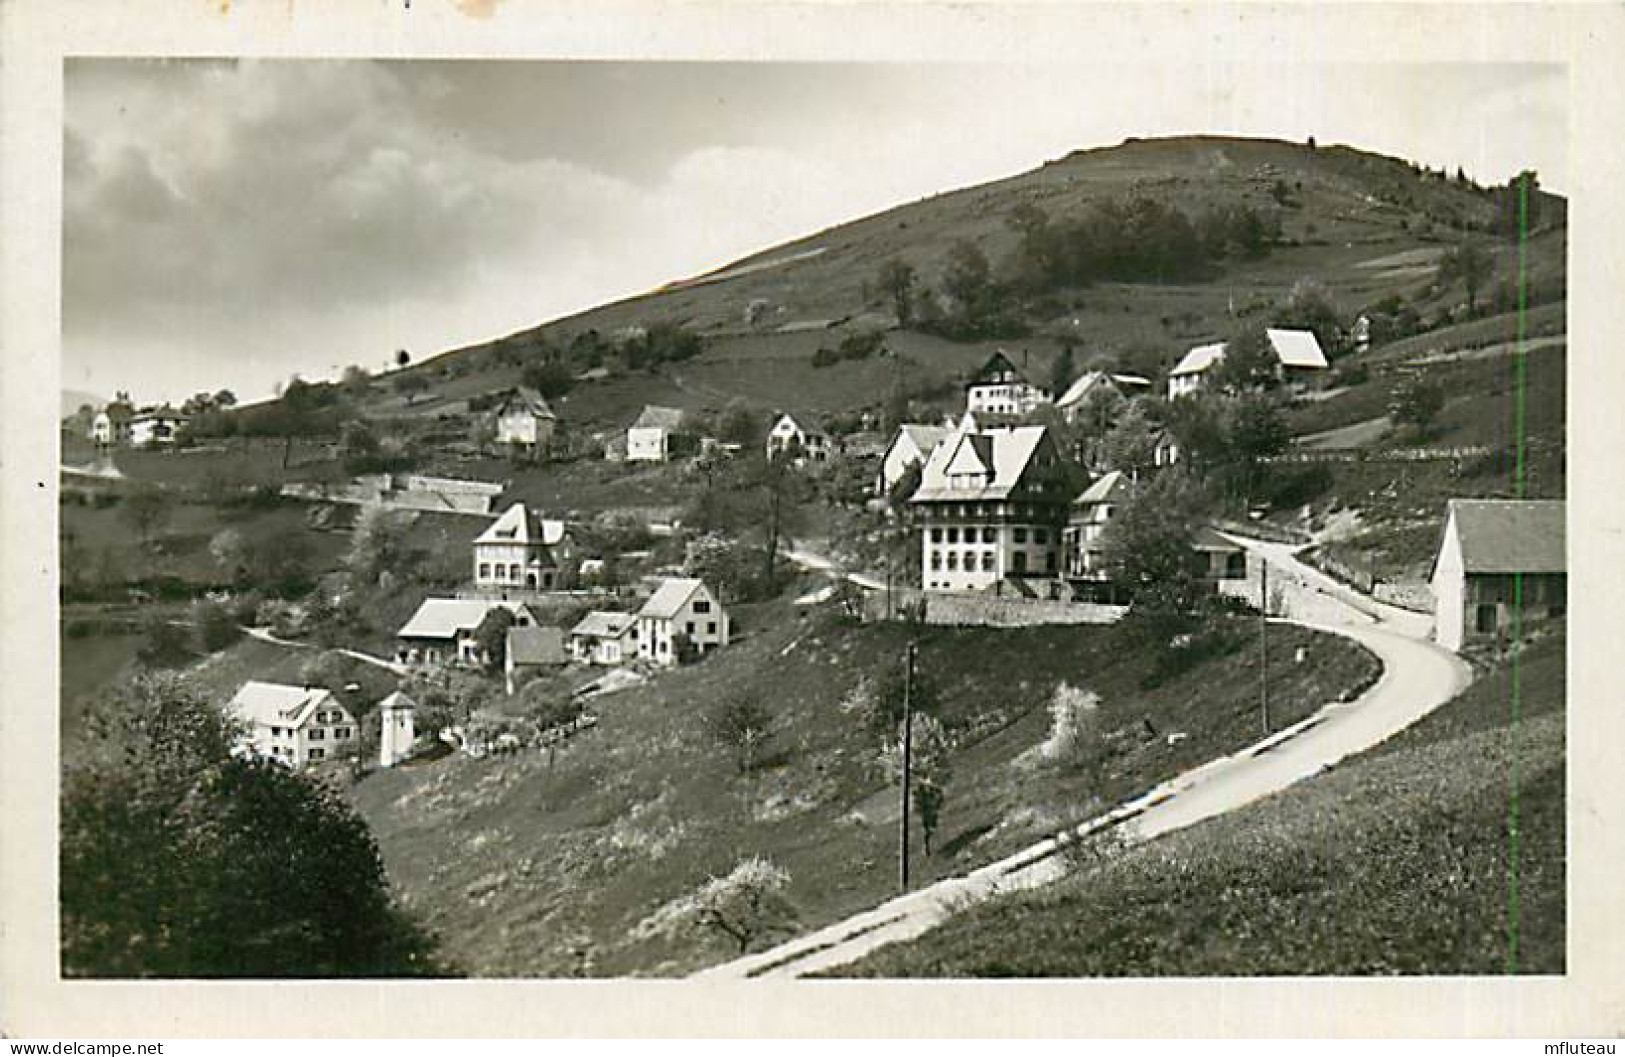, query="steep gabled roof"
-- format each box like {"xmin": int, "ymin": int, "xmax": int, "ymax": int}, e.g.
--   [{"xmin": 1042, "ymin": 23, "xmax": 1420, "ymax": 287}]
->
[
  {"xmin": 633, "ymin": 405, "xmax": 686, "ymax": 430},
  {"xmin": 1055, "ymin": 370, "xmax": 1113, "ymax": 409},
  {"xmin": 1265, "ymin": 328, "xmax": 1329, "ymax": 370},
  {"xmin": 1446, "ymin": 499, "xmax": 1565, "ymax": 575},
  {"xmin": 773, "ymin": 410, "xmax": 830, "ymax": 437},
  {"xmin": 228, "ymin": 681, "xmax": 339, "ymax": 730},
  {"xmin": 507, "ymin": 625, "xmax": 568, "ymax": 666},
  {"xmin": 1074, "ymin": 469, "xmax": 1133, "ymax": 507},
  {"xmin": 398, "ymin": 598, "xmax": 534, "ymax": 640},
  {"xmin": 571, "ymin": 611, "xmax": 636, "ymax": 640},
  {"xmin": 497, "ymin": 386, "xmax": 556, "ymax": 419},
  {"xmin": 474, "ymin": 503, "xmax": 568, "ymax": 547},
  {"xmin": 377, "ymin": 690, "xmax": 417, "ymax": 712},
  {"xmin": 1171, "ymin": 342, "xmax": 1228, "ymax": 378},
  {"xmin": 968, "ymin": 349, "xmax": 1039, "ymax": 388},
  {"xmin": 637, "ymin": 577, "xmax": 709, "ymax": 619},
  {"xmin": 911, "ymin": 426, "xmax": 1054, "ymax": 503}
]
